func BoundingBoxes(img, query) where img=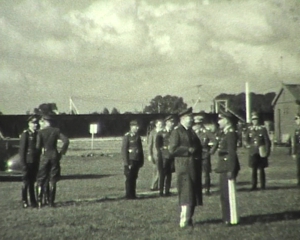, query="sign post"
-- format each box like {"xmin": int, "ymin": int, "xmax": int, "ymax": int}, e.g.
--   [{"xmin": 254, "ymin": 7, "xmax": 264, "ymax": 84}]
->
[{"xmin": 89, "ymin": 124, "xmax": 98, "ymax": 150}]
